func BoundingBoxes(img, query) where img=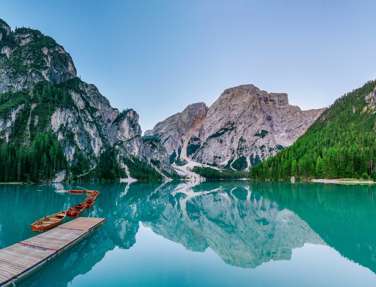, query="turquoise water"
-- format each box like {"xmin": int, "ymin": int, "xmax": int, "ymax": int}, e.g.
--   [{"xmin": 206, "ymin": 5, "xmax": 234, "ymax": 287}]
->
[{"xmin": 1, "ymin": 182, "xmax": 376, "ymax": 286}]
